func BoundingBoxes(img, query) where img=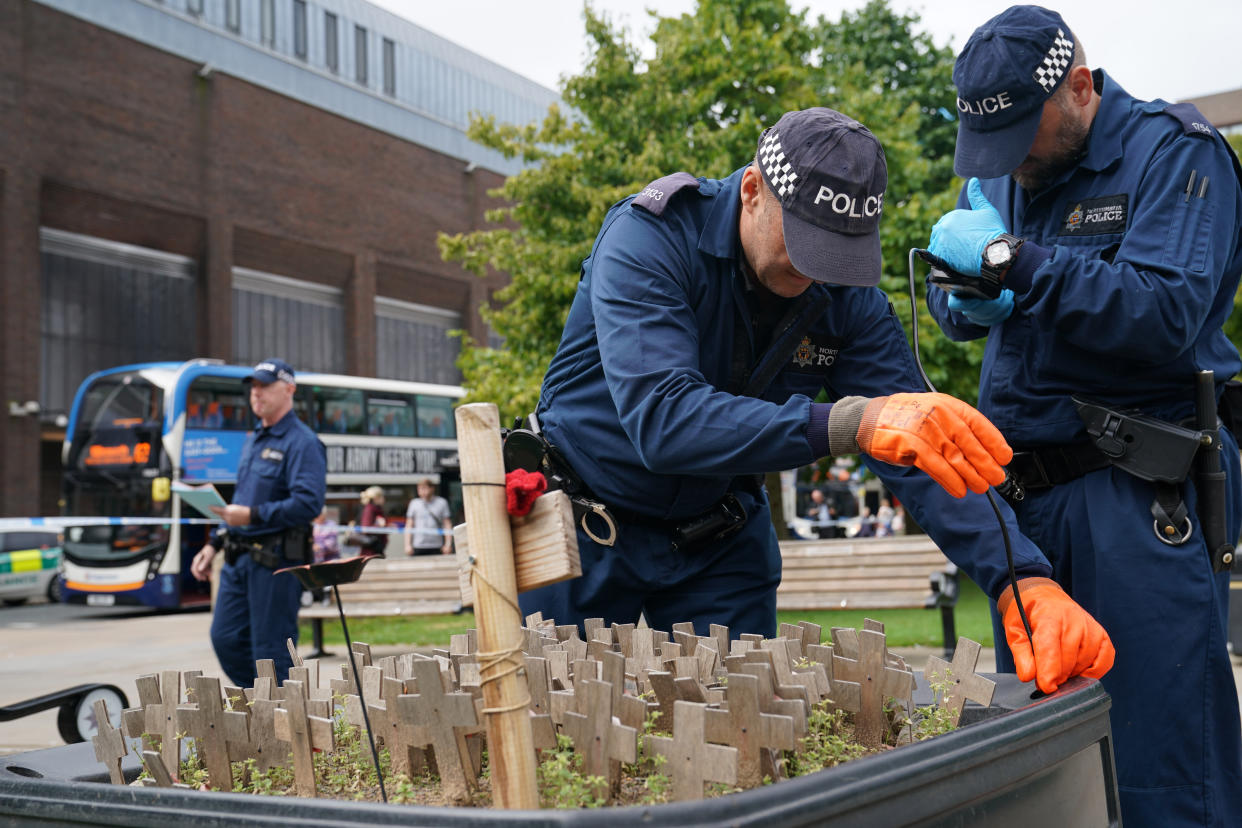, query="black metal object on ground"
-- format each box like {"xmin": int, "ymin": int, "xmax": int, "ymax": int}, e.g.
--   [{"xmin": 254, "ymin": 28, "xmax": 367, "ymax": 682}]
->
[{"xmin": 0, "ymin": 683, "xmax": 129, "ymax": 744}]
